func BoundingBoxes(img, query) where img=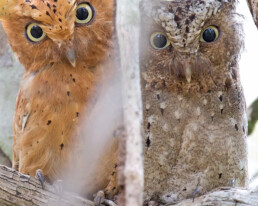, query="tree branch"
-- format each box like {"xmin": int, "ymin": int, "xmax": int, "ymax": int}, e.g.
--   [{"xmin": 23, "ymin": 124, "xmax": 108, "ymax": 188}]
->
[
  {"xmin": 0, "ymin": 165, "xmax": 94, "ymax": 206},
  {"xmin": 173, "ymin": 187, "xmax": 258, "ymax": 206},
  {"xmin": 1, "ymin": 165, "xmax": 258, "ymax": 206}
]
